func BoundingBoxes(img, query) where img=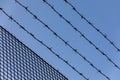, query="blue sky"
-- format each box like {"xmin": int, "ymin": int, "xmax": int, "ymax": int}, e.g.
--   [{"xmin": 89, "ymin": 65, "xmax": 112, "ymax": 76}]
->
[{"xmin": 0, "ymin": 0, "xmax": 120, "ymax": 80}]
